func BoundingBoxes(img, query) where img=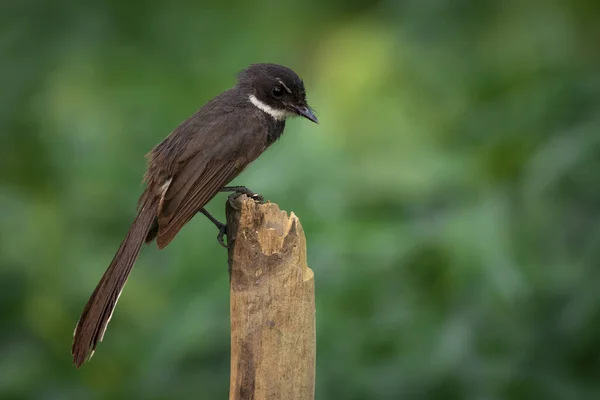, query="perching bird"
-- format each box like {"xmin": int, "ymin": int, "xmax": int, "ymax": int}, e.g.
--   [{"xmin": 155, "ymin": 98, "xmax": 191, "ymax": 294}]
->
[{"xmin": 72, "ymin": 63, "xmax": 318, "ymax": 368}]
